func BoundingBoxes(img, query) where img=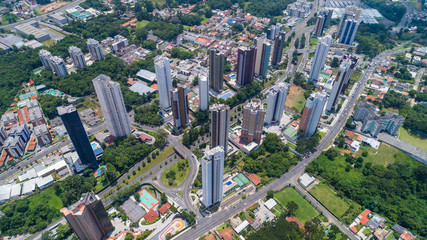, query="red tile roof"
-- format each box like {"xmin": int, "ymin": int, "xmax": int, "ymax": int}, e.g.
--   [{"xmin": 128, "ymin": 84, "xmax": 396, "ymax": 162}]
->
[
  {"xmin": 205, "ymin": 233, "xmax": 216, "ymax": 240},
  {"xmin": 360, "ymin": 209, "xmax": 371, "ymax": 218},
  {"xmin": 139, "ymin": 133, "xmax": 152, "ymax": 142},
  {"xmin": 219, "ymin": 227, "xmax": 234, "ymax": 240},
  {"xmin": 23, "ymin": 107, "xmax": 30, "ymax": 122},
  {"xmin": 351, "ymin": 226, "xmax": 358, "ymax": 233},
  {"xmin": 400, "ymin": 232, "xmax": 414, "ymax": 240},
  {"xmin": 144, "ymin": 209, "xmax": 159, "ymax": 223},
  {"xmin": 345, "ymin": 131, "xmax": 355, "ymax": 139},
  {"xmin": 158, "ymin": 203, "xmax": 171, "ymax": 215},
  {"xmin": 286, "ymin": 216, "xmax": 305, "ymax": 229},
  {"xmin": 127, "ymin": 80, "xmax": 135, "ymax": 85},
  {"xmin": 359, "ymin": 216, "xmax": 369, "ymax": 225},
  {"xmin": 0, "ymin": 150, "xmax": 8, "ymax": 167},
  {"xmin": 245, "ymin": 172, "xmax": 261, "ymax": 185},
  {"xmin": 367, "ymin": 96, "xmax": 375, "ymax": 101}
]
